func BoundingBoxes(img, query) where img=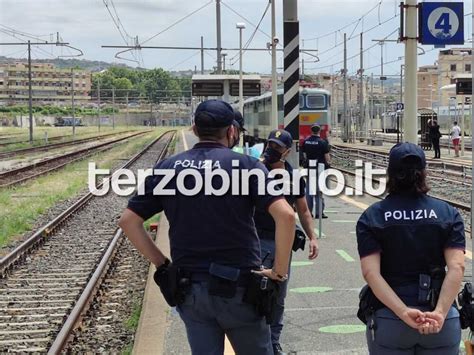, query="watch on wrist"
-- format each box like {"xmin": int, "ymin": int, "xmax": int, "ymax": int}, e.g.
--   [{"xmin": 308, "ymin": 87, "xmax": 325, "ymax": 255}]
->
[{"xmin": 271, "ymin": 268, "xmax": 288, "ymax": 281}]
